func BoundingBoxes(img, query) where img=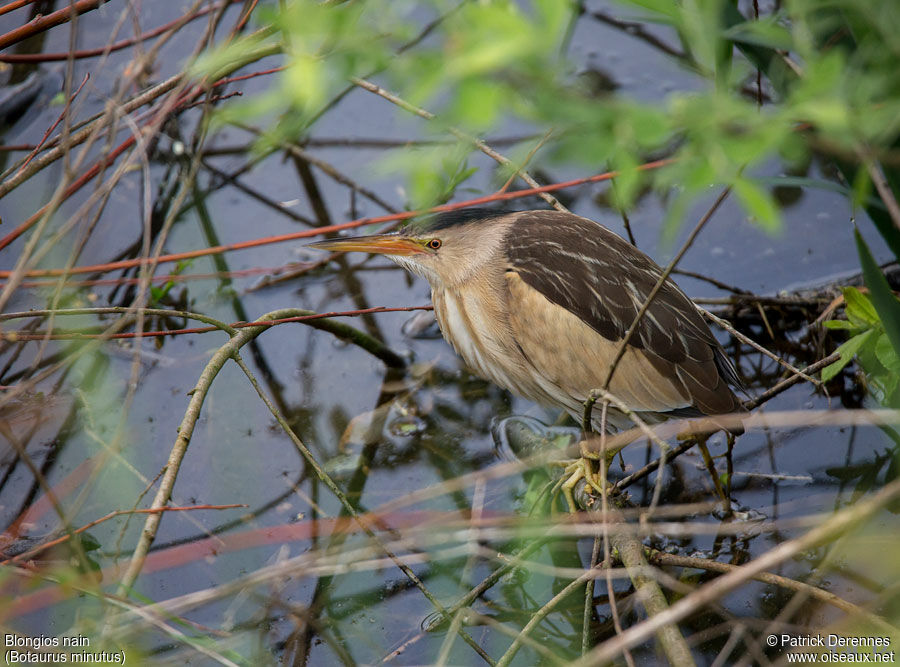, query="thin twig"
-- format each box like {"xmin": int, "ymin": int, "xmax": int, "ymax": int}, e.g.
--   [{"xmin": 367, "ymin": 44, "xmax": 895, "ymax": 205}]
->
[
  {"xmin": 0, "ymin": 160, "xmax": 673, "ymax": 279},
  {"xmin": 0, "ymin": 306, "xmax": 415, "ymax": 368},
  {"xmin": 742, "ymin": 352, "xmax": 839, "ymax": 410},
  {"xmin": 115, "ymin": 309, "xmax": 274, "ymax": 593},
  {"xmin": 350, "ymin": 76, "xmax": 568, "ymax": 212},
  {"xmin": 0, "ymin": 1, "xmax": 32, "ymax": 18},
  {"xmin": 646, "ymin": 549, "xmax": 895, "ymax": 632},
  {"xmin": 17, "ymin": 73, "xmax": 90, "ymax": 174},
  {"xmin": 423, "ymin": 538, "xmax": 552, "ymax": 632},
  {"xmin": 701, "ymin": 307, "xmax": 822, "ymax": 390},
  {"xmin": 583, "ymin": 536, "xmax": 601, "ymax": 655},
  {"xmin": 279, "ymin": 141, "xmax": 399, "ymax": 214},
  {"xmin": 230, "ymin": 352, "xmax": 496, "ymax": 665},
  {"xmin": 0, "ymin": 34, "xmax": 280, "ymax": 204},
  {"xmin": 495, "ymin": 561, "xmax": 610, "ymax": 667},
  {"xmin": 602, "ymin": 187, "xmax": 732, "ymax": 390},
  {"xmin": 614, "ymin": 440, "xmax": 696, "ymax": 492},
  {"xmin": 0, "ymin": 1, "xmax": 239, "ymax": 62},
  {"xmin": 672, "ymin": 268, "xmax": 751, "ymax": 295},
  {"xmin": 498, "ymin": 129, "xmax": 555, "ymax": 194},
  {"xmin": 862, "ymin": 154, "xmax": 900, "ymax": 232},
  {"xmin": 573, "ymin": 478, "xmax": 900, "ymax": 666},
  {"xmin": 0, "ymin": 0, "xmax": 107, "ymax": 50},
  {"xmin": 3, "ymin": 505, "xmax": 245, "ymax": 566}
]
